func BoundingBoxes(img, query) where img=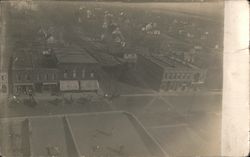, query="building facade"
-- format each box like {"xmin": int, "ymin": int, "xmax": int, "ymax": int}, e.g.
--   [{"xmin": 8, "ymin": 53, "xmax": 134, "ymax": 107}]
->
[
  {"xmin": 136, "ymin": 54, "xmax": 206, "ymax": 92},
  {"xmin": 11, "ymin": 51, "xmax": 34, "ymax": 95},
  {"xmin": 33, "ymin": 50, "xmax": 59, "ymax": 93},
  {"xmin": 0, "ymin": 72, "xmax": 8, "ymax": 95},
  {"xmin": 56, "ymin": 51, "xmax": 100, "ymax": 92},
  {"xmin": 11, "ymin": 48, "xmax": 100, "ymax": 95}
]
